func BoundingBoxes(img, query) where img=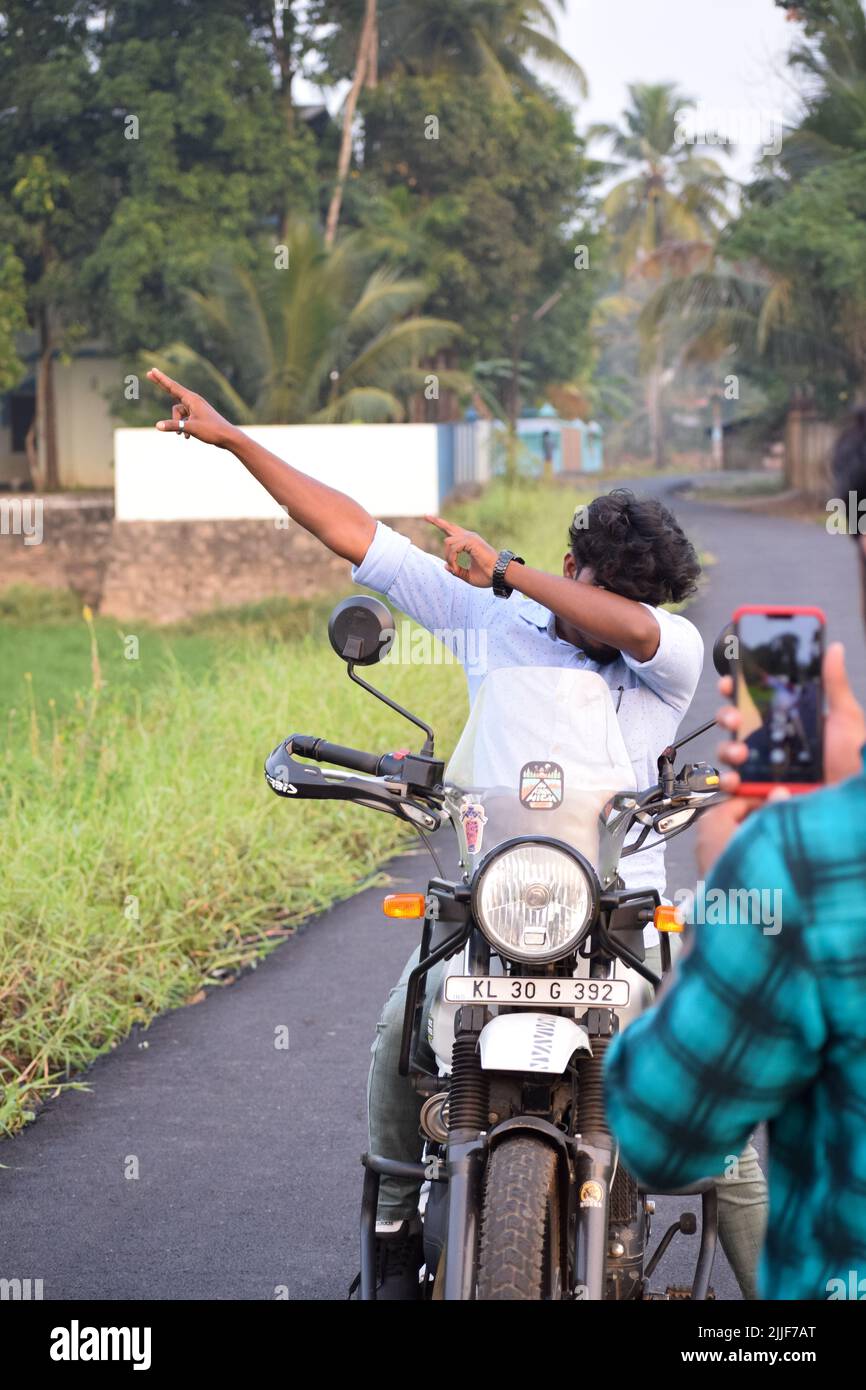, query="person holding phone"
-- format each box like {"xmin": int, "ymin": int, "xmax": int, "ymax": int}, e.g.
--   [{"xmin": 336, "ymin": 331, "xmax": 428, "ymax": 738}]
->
[{"xmin": 604, "ymin": 414, "xmax": 866, "ymax": 1299}]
